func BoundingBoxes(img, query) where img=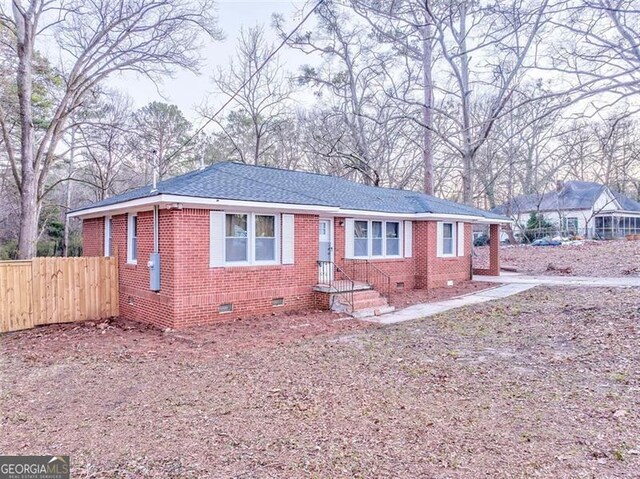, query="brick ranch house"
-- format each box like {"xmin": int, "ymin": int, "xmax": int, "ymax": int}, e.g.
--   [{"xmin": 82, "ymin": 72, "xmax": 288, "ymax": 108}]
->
[{"xmin": 69, "ymin": 162, "xmax": 507, "ymax": 329}]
